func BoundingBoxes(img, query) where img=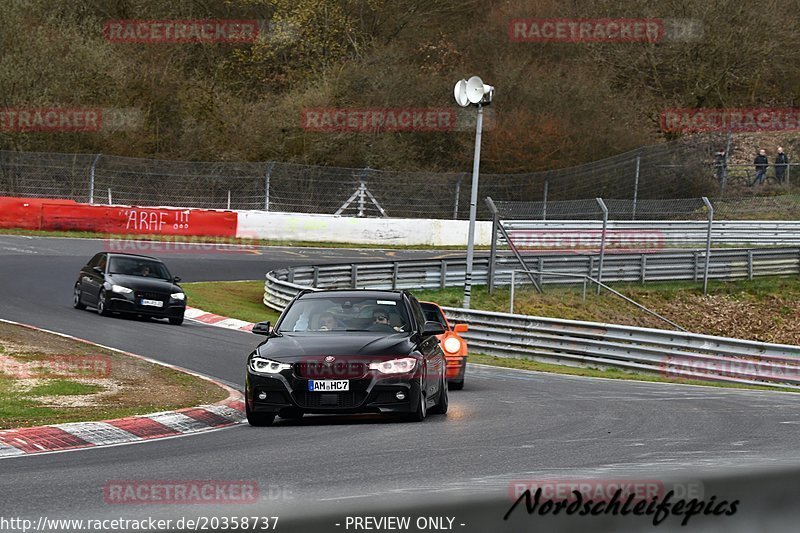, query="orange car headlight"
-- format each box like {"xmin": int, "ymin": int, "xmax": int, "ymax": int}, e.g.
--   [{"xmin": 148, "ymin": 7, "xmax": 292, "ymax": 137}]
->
[{"xmin": 443, "ymin": 337, "xmax": 462, "ymax": 354}]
